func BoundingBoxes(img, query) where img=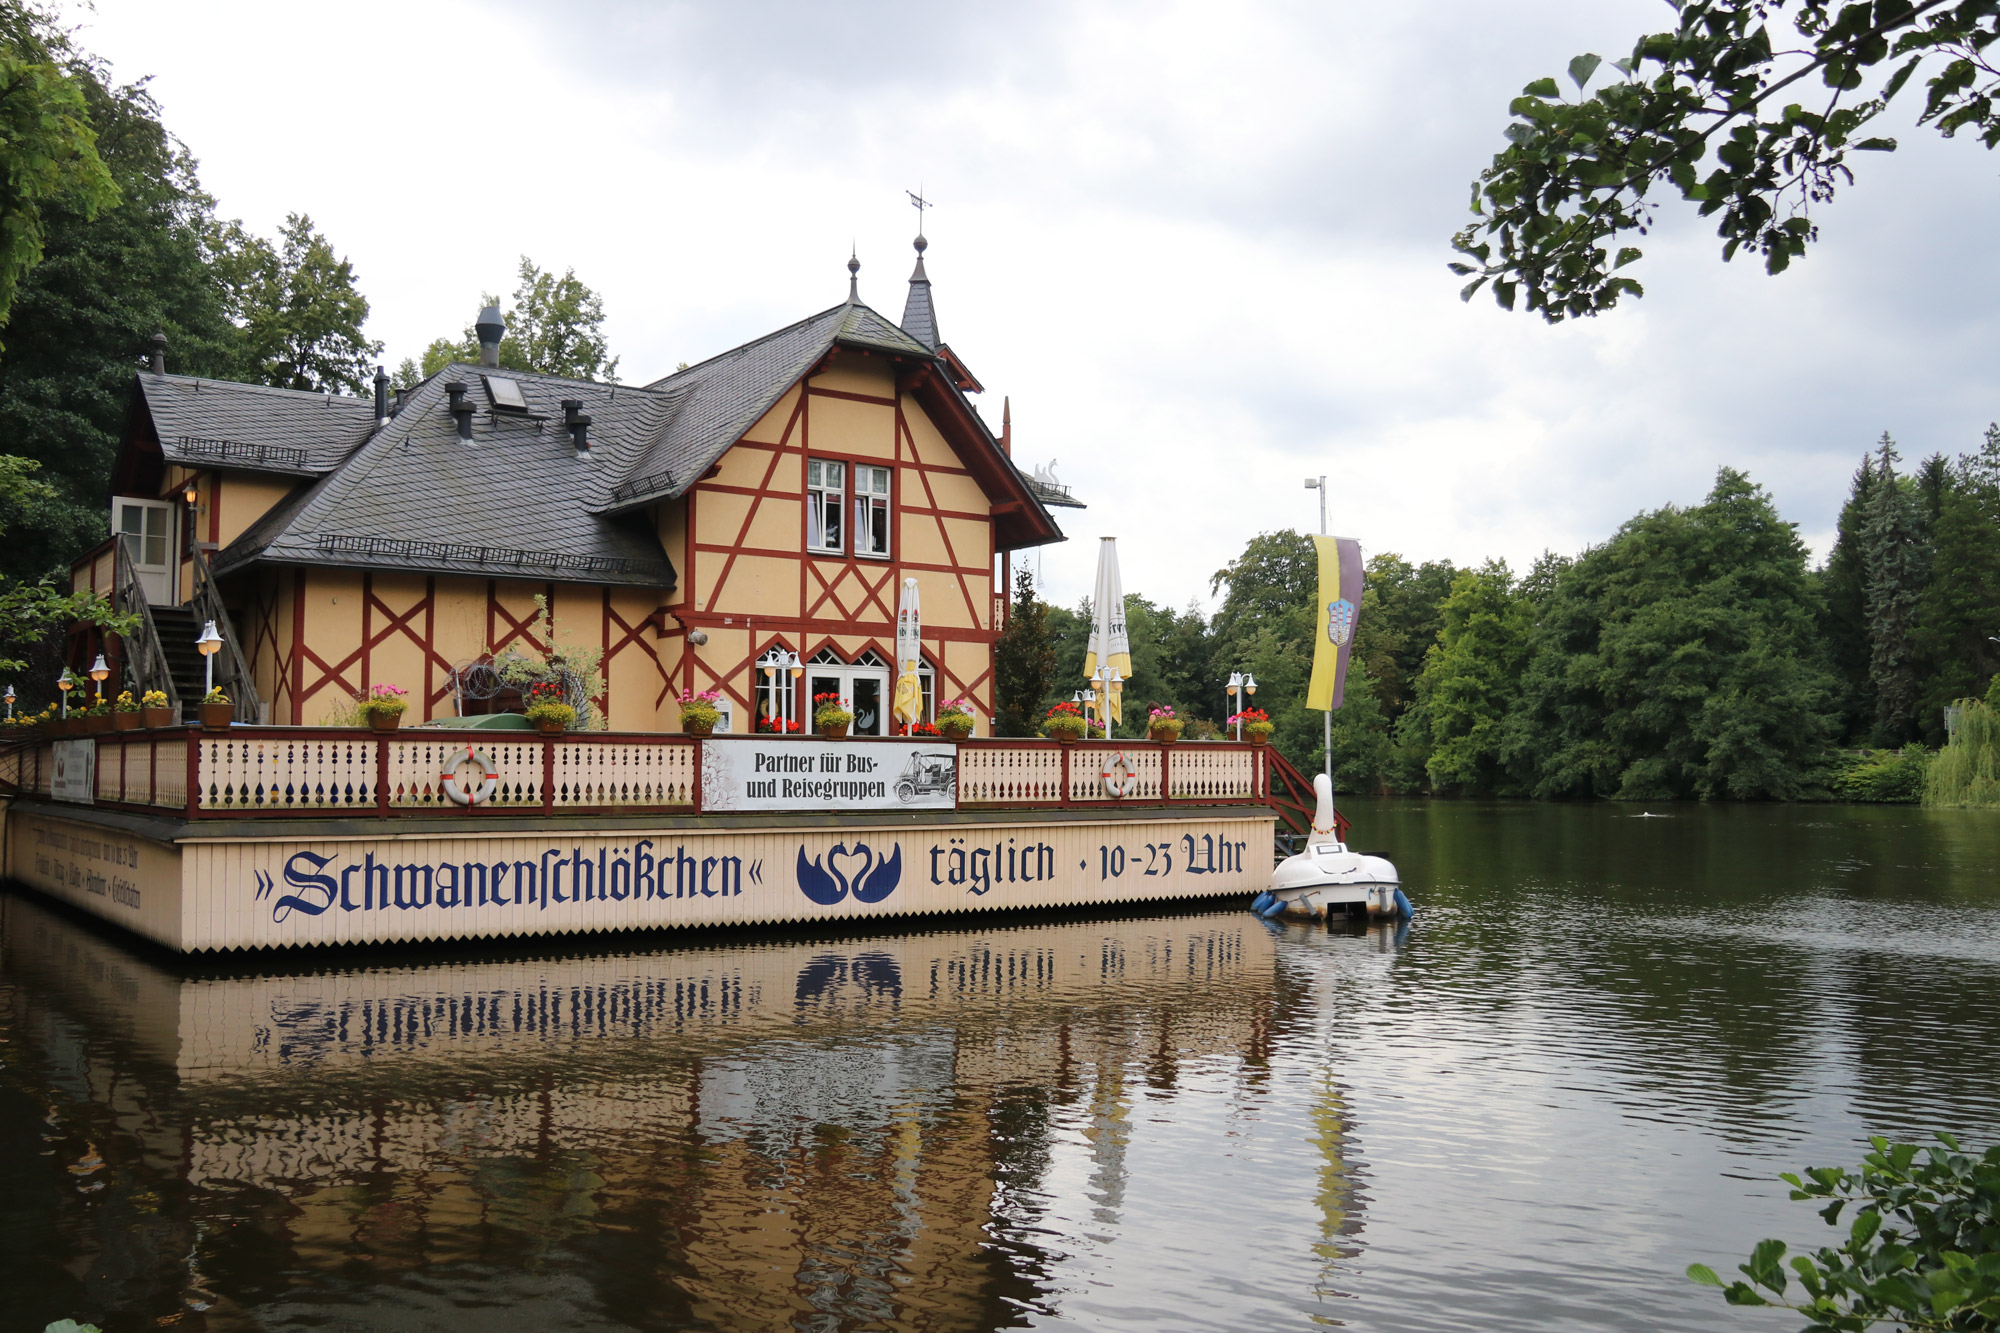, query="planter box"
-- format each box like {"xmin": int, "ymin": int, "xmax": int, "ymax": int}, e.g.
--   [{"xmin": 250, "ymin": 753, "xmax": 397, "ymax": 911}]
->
[
  {"xmin": 535, "ymin": 718, "xmax": 565, "ymax": 736},
  {"xmin": 113, "ymin": 711, "xmax": 142, "ymax": 731},
  {"xmin": 83, "ymin": 714, "xmax": 113, "ymax": 734},
  {"xmin": 141, "ymin": 707, "xmax": 174, "ymax": 729},
  {"xmin": 200, "ymin": 702, "xmax": 233, "ymax": 730},
  {"xmin": 367, "ymin": 712, "xmax": 403, "ymax": 734}
]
